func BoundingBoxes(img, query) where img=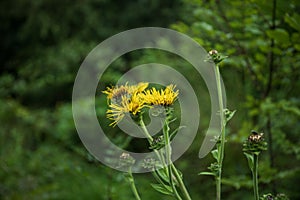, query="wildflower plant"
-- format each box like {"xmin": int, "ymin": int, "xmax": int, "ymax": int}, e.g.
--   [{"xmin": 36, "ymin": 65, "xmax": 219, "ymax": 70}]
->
[
  {"xmin": 243, "ymin": 131, "xmax": 267, "ymax": 200},
  {"xmin": 242, "ymin": 131, "xmax": 289, "ymax": 200},
  {"xmin": 103, "ymin": 83, "xmax": 191, "ymax": 200},
  {"xmin": 102, "ymin": 50, "xmax": 235, "ymax": 200},
  {"xmin": 199, "ymin": 50, "xmax": 235, "ymax": 200}
]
